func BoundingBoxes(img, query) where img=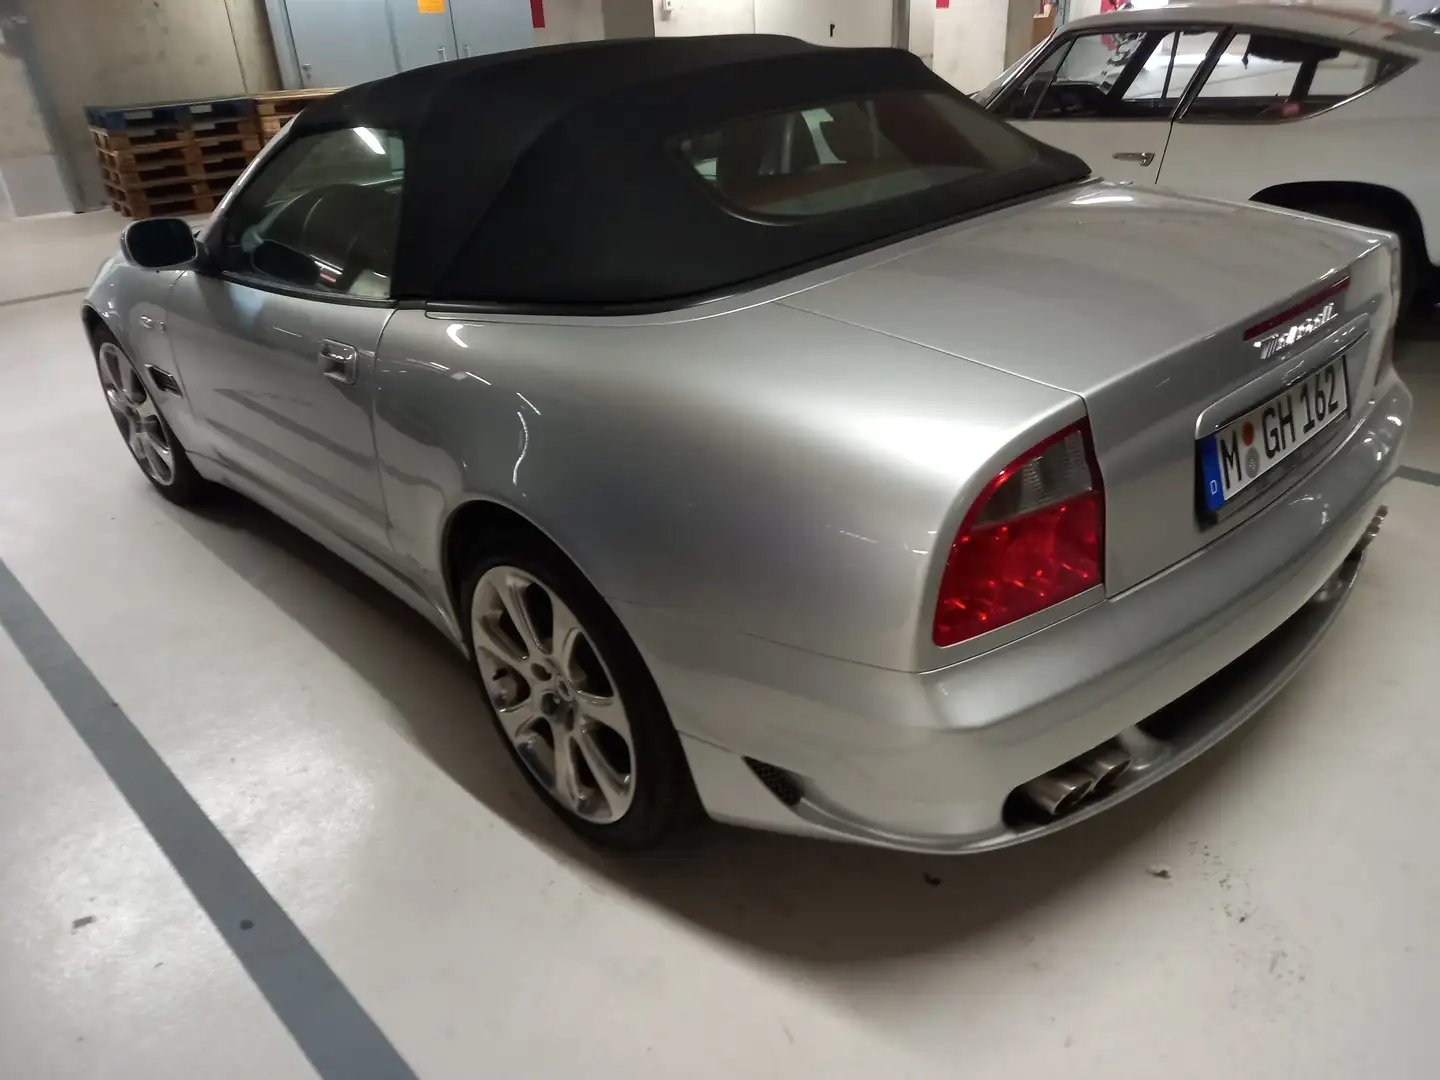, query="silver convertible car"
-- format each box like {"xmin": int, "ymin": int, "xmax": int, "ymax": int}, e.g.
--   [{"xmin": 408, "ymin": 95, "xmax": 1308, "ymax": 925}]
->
[{"xmin": 86, "ymin": 35, "xmax": 1409, "ymax": 853}]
